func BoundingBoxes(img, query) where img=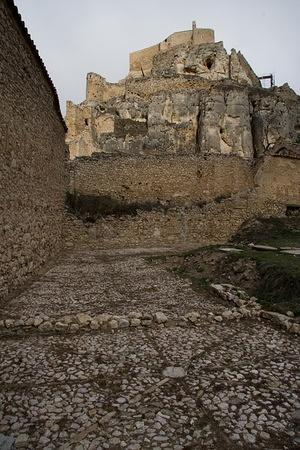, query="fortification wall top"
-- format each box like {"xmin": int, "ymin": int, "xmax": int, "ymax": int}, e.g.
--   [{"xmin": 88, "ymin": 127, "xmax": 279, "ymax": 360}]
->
[
  {"xmin": 86, "ymin": 73, "xmax": 125, "ymax": 102},
  {"xmin": 129, "ymin": 27, "xmax": 215, "ymax": 78}
]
